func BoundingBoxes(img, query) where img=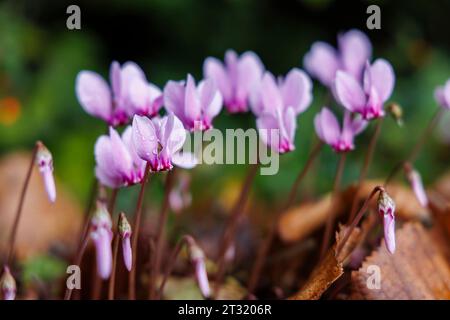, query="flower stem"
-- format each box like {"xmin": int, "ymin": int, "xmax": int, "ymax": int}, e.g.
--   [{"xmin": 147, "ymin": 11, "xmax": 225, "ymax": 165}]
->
[
  {"xmin": 320, "ymin": 152, "xmax": 347, "ymax": 260},
  {"xmin": 246, "ymin": 140, "xmax": 323, "ymax": 295},
  {"xmin": 108, "ymin": 223, "xmax": 120, "ymax": 300},
  {"xmin": 156, "ymin": 235, "xmax": 195, "ymax": 299},
  {"xmin": 214, "ymin": 162, "xmax": 260, "ymax": 297},
  {"xmin": 335, "ymin": 186, "xmax": 383, "ymax": 256},
  {"xmin": 384, "ymin": 107, "xmax": 443, "ymax": 187},
  {"xmin": 128, "ymin": 162, "xmax": 151, "ymax": 300},
  {"xmin": 5, "ymin": 142, "xmax": 40, "ymax": 266},
  {"xmin": 148, "ymin": 168, "xmax": 177, "ymax": 299},
  {"xmin": 348, "ymin": 118, "xmax": 383, "ymax": 223}
]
